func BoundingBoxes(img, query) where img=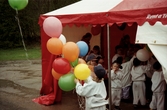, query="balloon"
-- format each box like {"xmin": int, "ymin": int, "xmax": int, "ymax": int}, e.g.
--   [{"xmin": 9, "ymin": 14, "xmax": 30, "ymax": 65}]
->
[
  {"xmin": 76, "ymin": 41, "xmax": 88, "ymax": 57},
  {"xmin": 78, "ymin": 58, "xmax": 86, "ymax": 64},
  {"xmin": 43, "ymin": 17, "xmax": 62, "ymax": 38},
  {"xmin": 52, "ymin": 58, "xmax": 71, "ymax": 74},
  {"xmin": 91, "ymin": 25, "xmax": 101, "ymax": 36},
  {"xmin": 8, "ymin": 0, "xmax": 28, "ymax": 10},
  {"xmin": 52, "ymin": 68, "xmax": 63, "ymax": 80},
  {"xmin": 70, "ymin": 58, "xmax": 78, "ymax": 67},
  {"xmin": 58, "ymin": 73, "xmax": 76, "ymax": 91},
  {"xmin": 74, "ymin": 64, "xmax": 91, "ymax": 80},
  {"xmin": 62, "ymin": 42, "xmax": 79, "ymax": 62},
  {"xmin": 46, "ymin": 38, "xmax": 63, "ymax": 55},
  {"xmin": 136, "ymin": 49, "xmax": 150, "ymax": 61},
  {"xmin": 59, "ymin": 34, "xmax": 66, "ymax": 45}
]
